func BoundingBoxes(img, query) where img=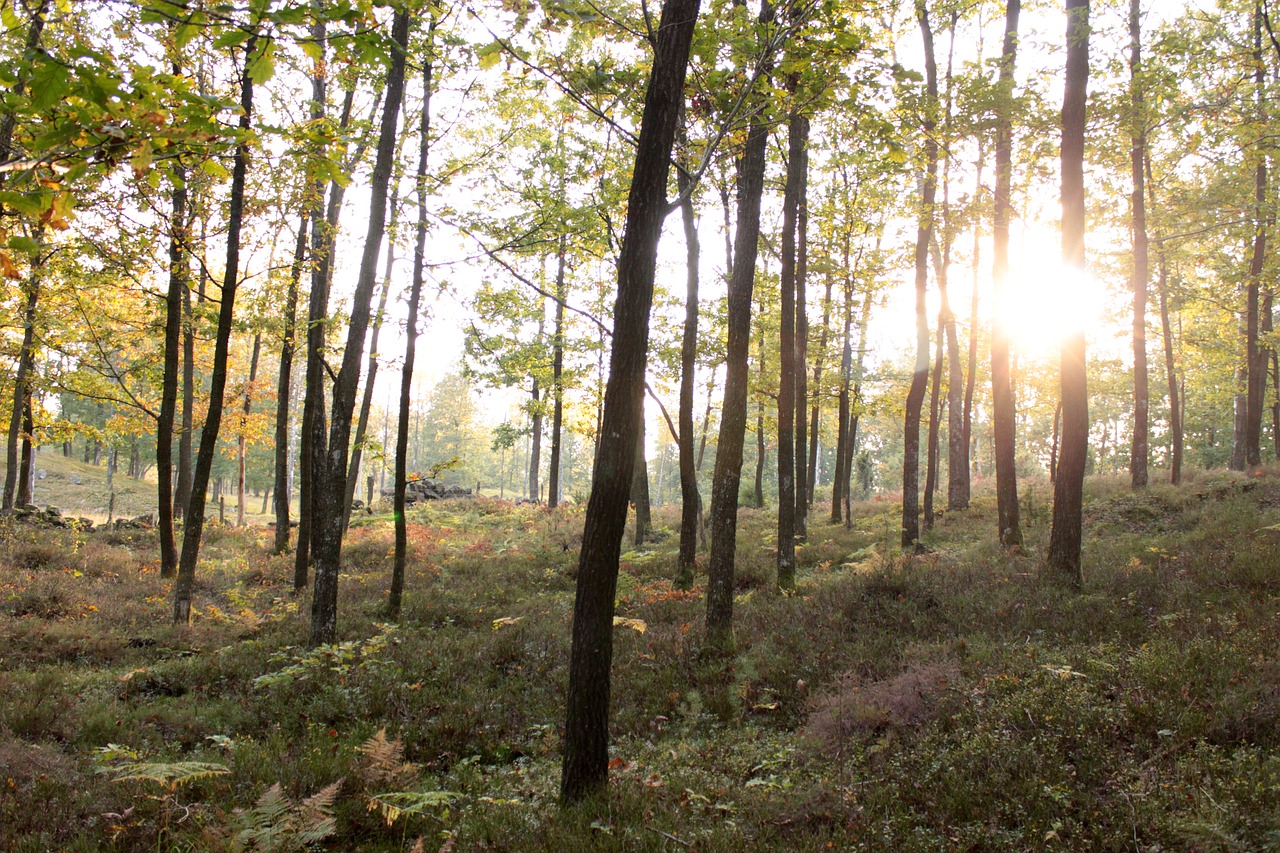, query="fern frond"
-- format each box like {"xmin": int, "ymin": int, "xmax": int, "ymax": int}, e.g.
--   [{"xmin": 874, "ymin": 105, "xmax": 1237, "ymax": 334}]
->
[
  {"xmin": 366, "ymin": 790, "xmax": 460, "ymax": 827},
  {"xmin": 112, "ymin": 761, "xmax": 230, "ymax": 787}
]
